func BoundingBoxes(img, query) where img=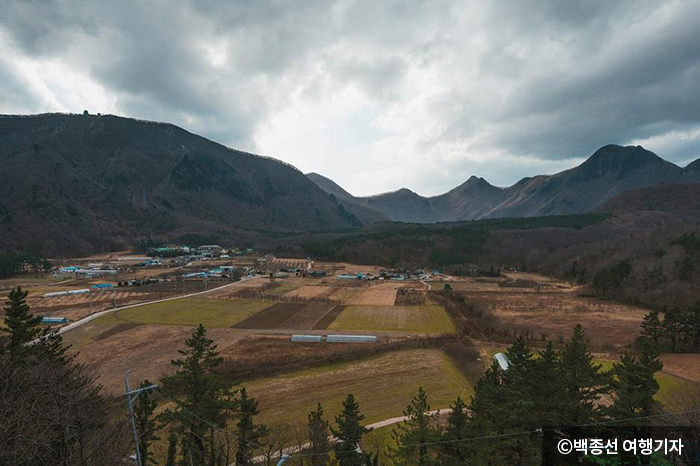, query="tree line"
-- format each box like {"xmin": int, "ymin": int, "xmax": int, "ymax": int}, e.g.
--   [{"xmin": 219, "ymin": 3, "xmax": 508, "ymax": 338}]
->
[
  {"xmin": 639, "ymin": 302, "xmax": 700, "ymax": 353},
  {"xmin": 0, "ymin": 252, "xmax": 51, "ymax": 278}
]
